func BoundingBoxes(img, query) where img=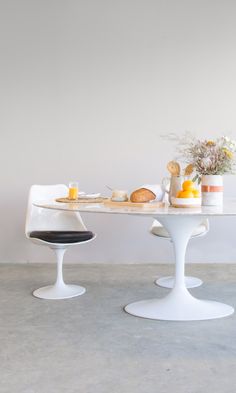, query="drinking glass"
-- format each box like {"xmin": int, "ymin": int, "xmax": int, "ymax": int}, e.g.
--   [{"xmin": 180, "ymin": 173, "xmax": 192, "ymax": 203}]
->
[{"xmin": 68, "ymin": 182, "xmax": 79, "ymax": 200}]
